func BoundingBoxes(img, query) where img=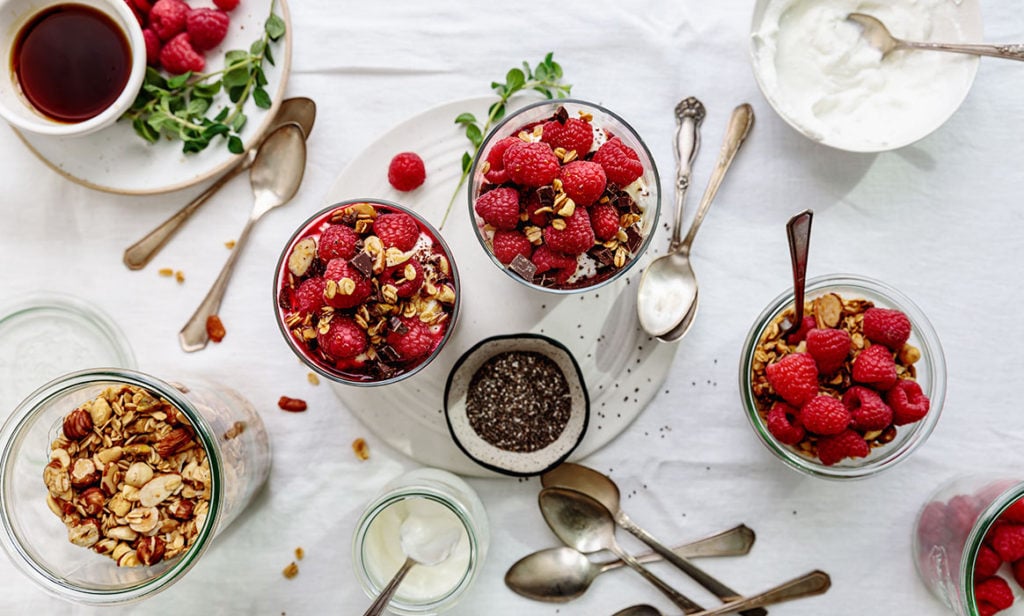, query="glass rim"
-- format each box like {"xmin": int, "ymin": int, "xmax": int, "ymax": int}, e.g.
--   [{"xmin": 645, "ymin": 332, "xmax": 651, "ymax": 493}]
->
[{"xmin": 959, "ymin": 480, "xmax": 1024, "ymax": 614}]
